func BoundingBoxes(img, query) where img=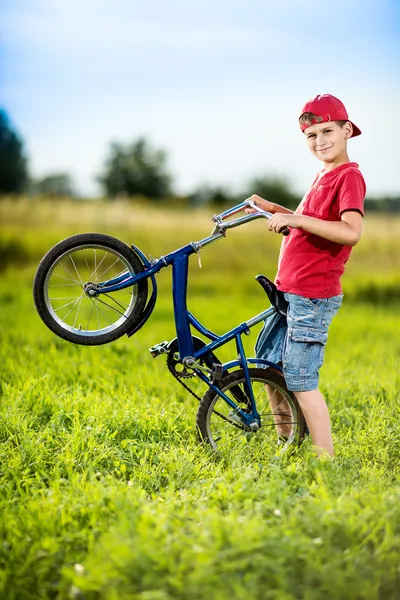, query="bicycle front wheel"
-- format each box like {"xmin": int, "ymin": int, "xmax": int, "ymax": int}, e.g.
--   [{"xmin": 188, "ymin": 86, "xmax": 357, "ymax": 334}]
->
[
  {"xmin": 33, "ymin": 233, "xmax": 148, "ymax": 345},
  {"xmin": 196, "ymin": 368, "xmax": 306, "ymax": 451}
]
